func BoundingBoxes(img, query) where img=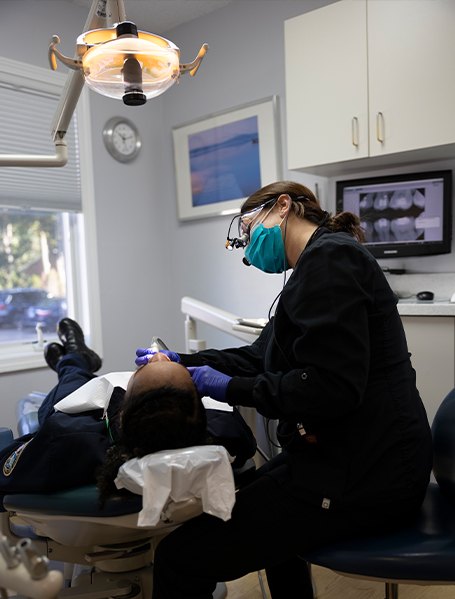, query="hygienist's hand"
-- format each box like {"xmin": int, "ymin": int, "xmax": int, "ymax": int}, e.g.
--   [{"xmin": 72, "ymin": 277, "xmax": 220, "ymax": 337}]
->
[
  {"xmin": 135, "ymin": 348, "xmax": 181, "ymax": 366},
  {"xmin": 187, "ymin": 366, "xmax": 232, "ymax": 403}
]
